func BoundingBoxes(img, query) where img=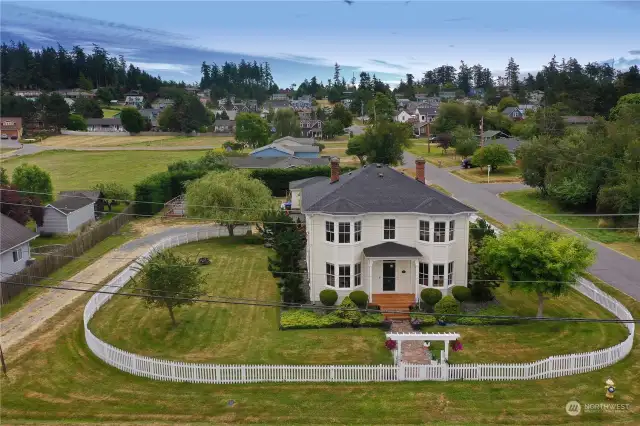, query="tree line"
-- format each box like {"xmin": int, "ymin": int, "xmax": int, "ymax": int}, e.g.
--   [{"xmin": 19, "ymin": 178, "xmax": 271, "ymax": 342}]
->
[{"xmin": 199, "ymin": 60, "xmax": 277, "ymax": 104}]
